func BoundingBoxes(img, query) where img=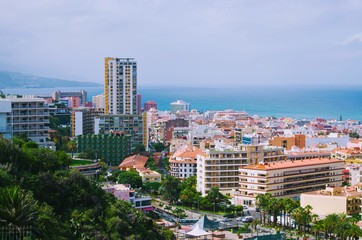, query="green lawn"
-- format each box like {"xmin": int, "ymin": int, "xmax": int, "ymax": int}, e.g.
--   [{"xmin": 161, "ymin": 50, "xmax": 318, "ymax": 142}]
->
[{"xmin": 71, "ymin": 159, "xmax": 95, "ymax": 166}]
